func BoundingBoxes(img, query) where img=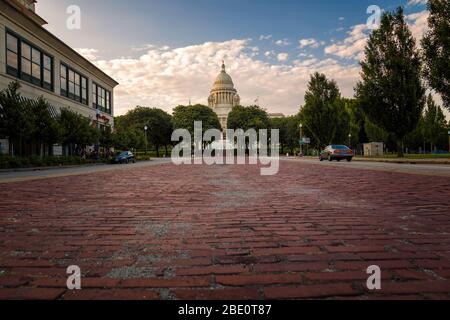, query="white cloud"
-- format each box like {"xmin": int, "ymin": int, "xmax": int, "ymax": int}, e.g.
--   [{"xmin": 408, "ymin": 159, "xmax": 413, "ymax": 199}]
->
[
  {"xmin": 298, "ymin": 38, "xmax": 323, "ymax": 49},
  {"xmin": 407, "ymin": 0, "xmax": 427, "ymax": 7},
  {"xmin": 275, "ymin": 39, "xmax": 291, "ymax": 46},
  {"xmin": 277, "ymin": 53, "xmax": 289, "ymax": 62},
  {"xmin": 74, "ymin": 48, "xmax": 99, "ymax": 62},
  {"xmin": 259, "ymin": 34, "xmax": 272, "ymax": 41},
  {"xmin": 87, "ymin": 39, "xmax": 361, "ymax": 116},
  {"xmin": 324, "ymin": 10, "xmax": 430, "ymax": 60}
]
